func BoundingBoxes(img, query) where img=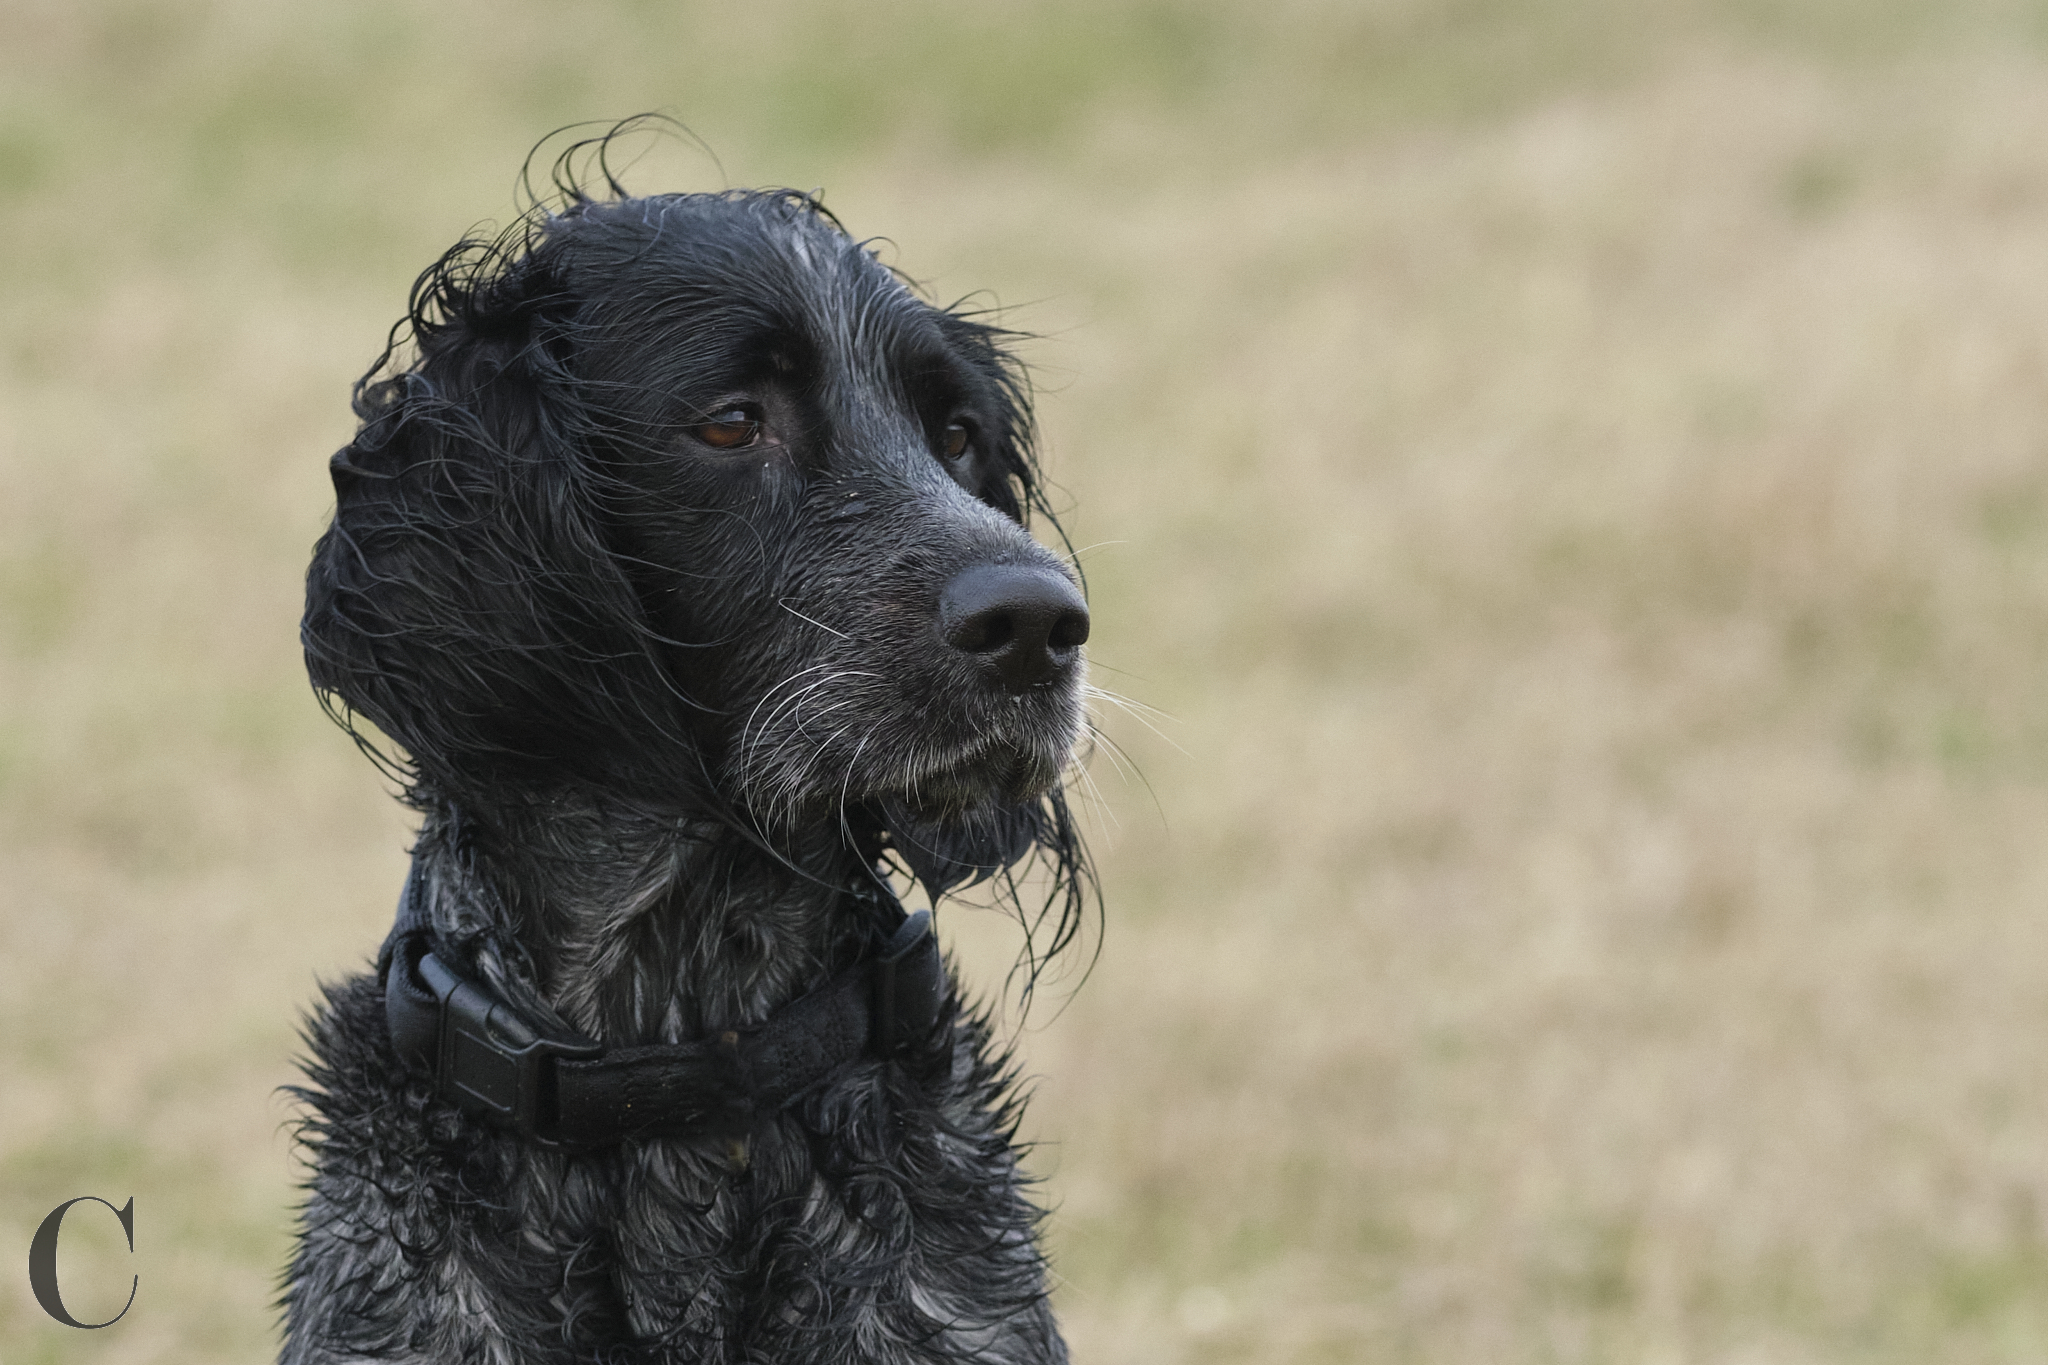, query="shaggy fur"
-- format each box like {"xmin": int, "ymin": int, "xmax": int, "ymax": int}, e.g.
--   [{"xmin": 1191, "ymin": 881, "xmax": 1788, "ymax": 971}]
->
[{"xmin": 283, "ymin": 137, "xmax": 1094, "ymax": 1364}]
